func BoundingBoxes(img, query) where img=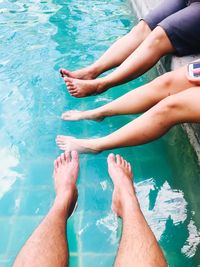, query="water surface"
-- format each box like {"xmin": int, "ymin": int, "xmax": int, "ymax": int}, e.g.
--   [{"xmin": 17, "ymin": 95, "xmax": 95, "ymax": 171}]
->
[{"xmin": 0, "ymin": 0, "xmax": 200, "ymax": 266}]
